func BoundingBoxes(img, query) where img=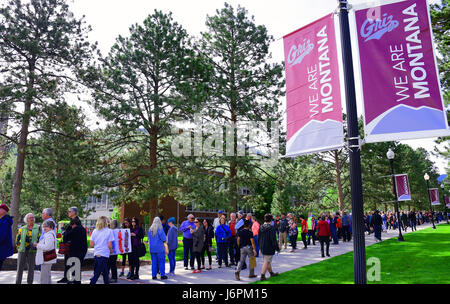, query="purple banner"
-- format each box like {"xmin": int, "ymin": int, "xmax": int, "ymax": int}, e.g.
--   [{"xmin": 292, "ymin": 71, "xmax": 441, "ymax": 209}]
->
[
  {"xmin": 283, "ymin": 14, "xmax": 344, "ymax": 157},
  {"xmin": 445, "ymin": 195, "xmax": 450, "ymax": 208},
  {"xmin": 395, "ymin": 174, "xmax": 411, "ymax": 201},
  {"xmin": 352, "ymin": 0, "xmax": 450, "ymax": 142},
  {"xmin": 429, "ymin": 188, "xmax": 440, "ymax": 205}
]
